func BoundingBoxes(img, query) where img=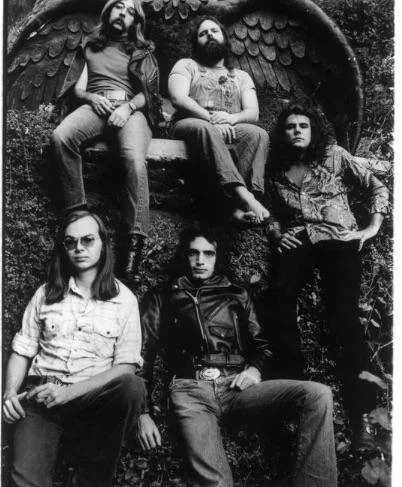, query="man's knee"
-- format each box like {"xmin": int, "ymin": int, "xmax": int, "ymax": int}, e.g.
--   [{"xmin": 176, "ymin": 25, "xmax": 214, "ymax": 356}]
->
[
  {"xmin": 51, "ymin": 125, "xmax": 73, "ymax": 150},
  {"xmin": 303, "ymin": 382, "xmax": 333, "ymax": 411},
  {"xmin": 174, "ymin": 118, "xmax": 216, "ymax": 138},
  {"xmin": 238, "ymin": 124, "xmax": 269, "ymax": 144},
  {"xmin": 112, "ymin": 373, "xmax": 145, "ymax": 406}
]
